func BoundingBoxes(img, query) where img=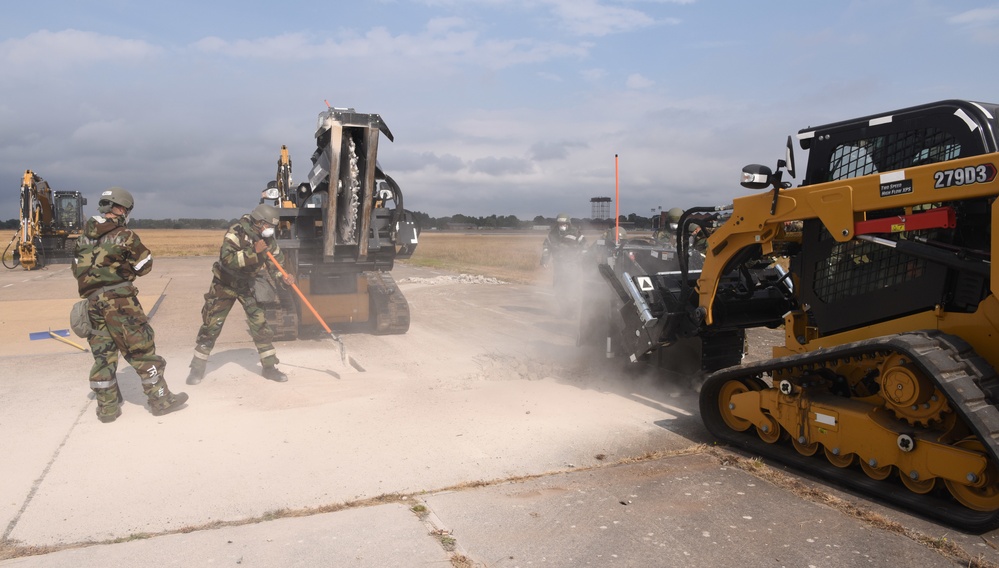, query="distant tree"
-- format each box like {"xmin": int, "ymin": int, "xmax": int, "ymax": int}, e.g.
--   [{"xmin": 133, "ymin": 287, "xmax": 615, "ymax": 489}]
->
[
  {"xmin": 499, "ymin": 215, "xmax": 522, "ymax": 228},
  {"xmin": 129, "ymin": 218, "xmax": 233, "ymax": 229},
  {"xmin": 410, "ymin": 211, "xmax": 433, "ymax": 231}
]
